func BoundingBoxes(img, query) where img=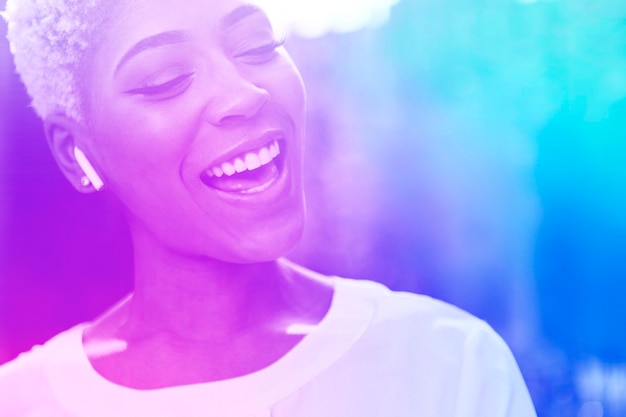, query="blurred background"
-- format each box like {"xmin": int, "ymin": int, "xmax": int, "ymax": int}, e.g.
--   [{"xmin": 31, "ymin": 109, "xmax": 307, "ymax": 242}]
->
[{"xmin": 1, "ymin": 0, "xmax": 625, "ymax": 415}]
